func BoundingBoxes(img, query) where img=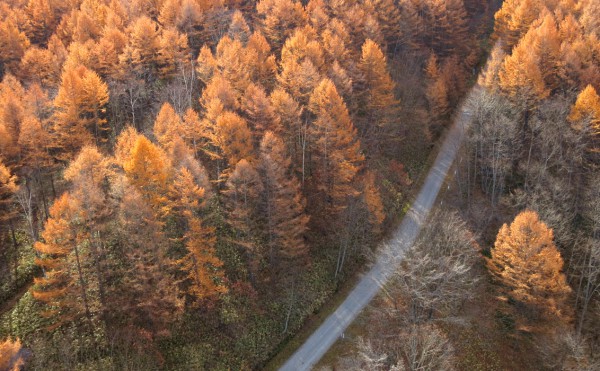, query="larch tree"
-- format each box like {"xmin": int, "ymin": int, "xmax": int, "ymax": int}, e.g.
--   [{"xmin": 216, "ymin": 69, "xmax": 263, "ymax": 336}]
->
[
  {"xmin": 0, "ymin": 75, "xmax": 25, "ymax": 165},
  {"xmin": 489, "ymin": 210, "xmax": 572, "ymax": 319},
  {"xmin": 328, "ymin": 61, "xmax": 353, "ymax": 109},
  {"xmin": 241, "ymin": 83, "xmax": 281, "ymax": 139},
  {"xmin": 213, "ymin": 111, "xmax": 254, "ymax": 168},
  {"xmin": 52, "ymin": 64, "xmax": 109, "ymax": 161},
  {"xmin": 115, "ymin": 182, "xmax": 183, "ymax": 340},
  {"xmin": 223, "ymin": 159, "xmax": 264, "ymax": 283},
  {"xmin": 214, "ymin": 36, "xmax": 252, "ymax": 92},
  {"xmin": 114, "ymin": 125, "xmax": 141, "ymax": 166},
  {"xmin": 171, "ymin": 167, "xmax": 227, "ymax": 305},
  {"xmin": 196, "ymin": 45, "xmax": 217, "ymax": 86},
  {"xmin": 0, "ymin": 19, "xmax": 30, "ymax": 77},
  {"xmin": 200, "ymin": 74, "xmax": 240, "ymax": 113},
  {"xmin": 425, "ymin": 52, "xmax": 450, "ymax": 135},
  {"xmin": 280, "ymin": 27, "xmax": 325, "ymax": 73},
  {"xmin": 32, "ymin": 193, "xmax": 102, "ymax": 331},
  {"xmin": 94, "ymin": 27, "xmax": 128, "ymax": 79},
  {"xmin": 493, "ymin": 0, "xmax": 543, "ymax": 51},
  {"xmin": 0, "ymin": 160, "xmax": 18, "ymax": 280},
  {"xmin": 228, "ymin": 10, "xmax": 251, "ymax": 44},
  {"xmin": 364, "ymin": 0, "xmax": 402, "ymax": 50},
  {"xmin": 153, "ymin": 102, "xmax": 183, "ymax": 150},
  {"xmin": 18, "ymin": 46, "xmax": 58, "ymax": 87},
  {"xmin": 123, "ymin": 135, "xmax": 173, "ymax": 215},
  {"xmin": 478, "ymin": 44, "xmax": 505, "ymax": 92},
  {"xmin": 0, "ymin": 338, "xmax": 25, "ymax": 371},
  {"xmin": 246, "ymin": 31, "xmax": 278, "ymax": 90},
  {"xmin": 498, "ymin": 29, "xmax": 548, "ymax": 108},
  {"xmin": 62, "ymin": 146, "xmax": 115, "ymax": 321},
  {"xmin": 22, "ymin": 0, "xmax": 58, "ymax": 45},
  {"xmin": 270, "ymin": 88, "xmax": 303, "ymax": 166},
  {"xmin": 258, "ymin": 131, "xmax": 309, "ymax": 278},
  {"xmin": 157, "ymin": 28, "xmax": 189, "ymax": 80},
  {"xmin": 308, "ymin": 78, "xmax": 364, "ymax": 214},
  {"xmin": 278, "ymin": 58, "xmax": 321, "ymax": 107},
  {"xmin": 568, "ymin": 84, "xmax": 600, "ymax": 156},
  {"xmin": 169, "ymin": 137, "xmax": 212, "ymax": 195},
  {"xmin": 119, "ymin": 16, "xmax": 161, "ymax": 80},
  {"xmin": 357, "ymin": 39, "xmax": 399, "ymax": 144},
  {"xmin": 256, "ymin": 0, "xmax": 307, "ymax": 51}
]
